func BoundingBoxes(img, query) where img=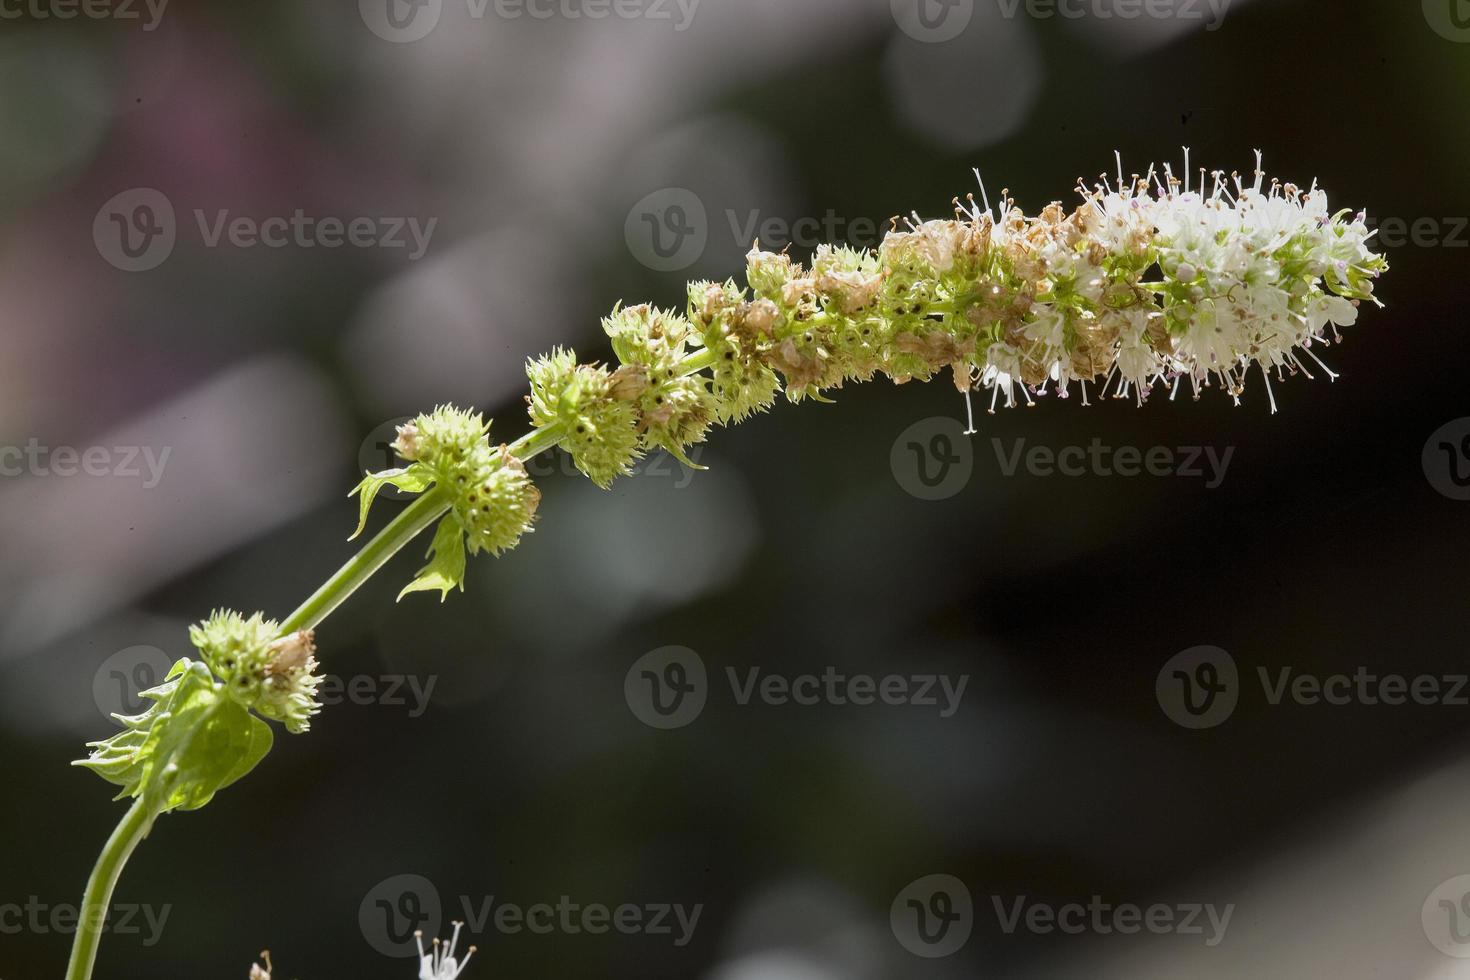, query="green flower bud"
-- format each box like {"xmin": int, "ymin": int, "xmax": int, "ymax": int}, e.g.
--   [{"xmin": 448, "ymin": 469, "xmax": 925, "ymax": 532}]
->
[
  {"xmin": 453, "ymin": 444, "xmax": 540, "ymax": 557},
  {"xmin": 526, "ymin": 347, "xmax": 642, "ymax": 489},
  {"xmin": 687, "ymin": 280, "xmax": 781, "ymax": 424},
  {"xmin": 602, "ymin": 304, "xmax": 719, "ymax": 467},
  {"xmin": 745, "ymin": 247, "xmax": 800, "ymax": 298},
  {"xmin": 190, "ymin": 610, "xmax": 323, "ymax": 735}
]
